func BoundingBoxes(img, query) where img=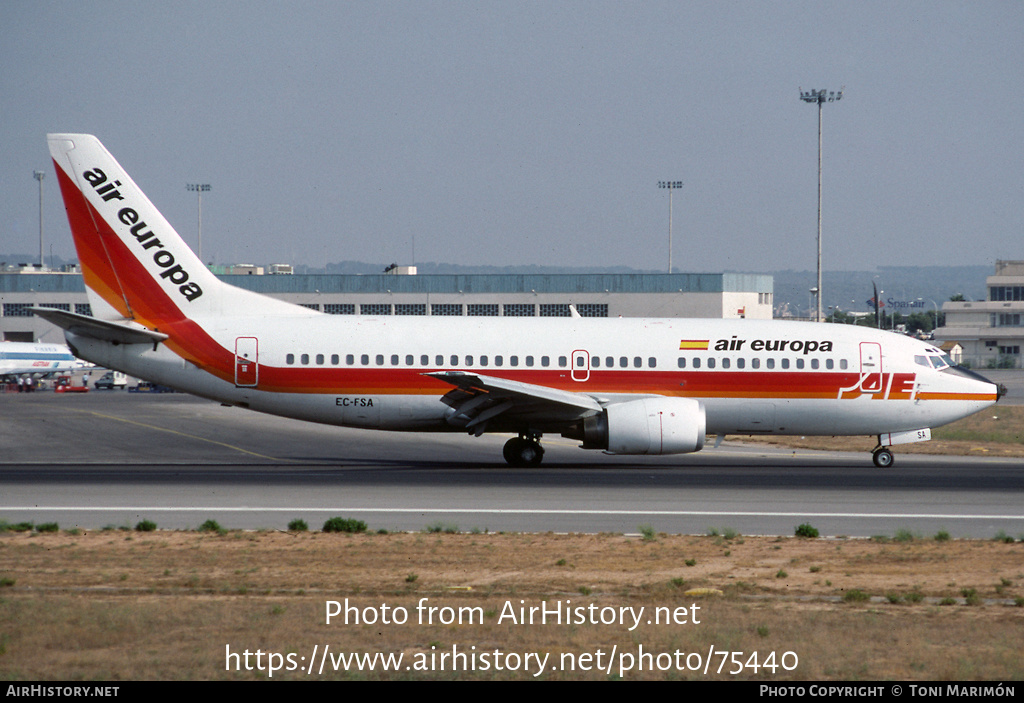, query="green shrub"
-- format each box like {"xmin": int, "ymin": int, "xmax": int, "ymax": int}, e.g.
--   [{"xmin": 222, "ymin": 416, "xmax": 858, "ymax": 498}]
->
[
  {"xmin": 323, "ymin": 517, "xmax": 367, "ymax": 533},
  {"xmin": 198, "ymin": 519, "xmax": 224, "ymax": 534},
  {"xmin": 638, "ymin": 525, "xmax": 656, "ymax": 541},
  {"xmin": 795, "ymin": 523, "xmax": 819, "ymax": 538},
  {"xmin": 843, "ymin": 589, "xmax": 870, "ymax": 603},
  {"xmin": 934, "ymin": 530, "xmax": 951, "ymax": 542},
  {"xmin": 287, "ymin": 519, "xmax": 308, "ymax": 532},
  {"xmin": 893, "ymin": 528, "xmax": 916, "ymax": 542},
  {"xmin": 135, "ymin": 519, "xmax": 157, "ymax": 532},
  {"xmin": 36, "ymin": 522, "xmax": 59, "ymax": 533}
]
